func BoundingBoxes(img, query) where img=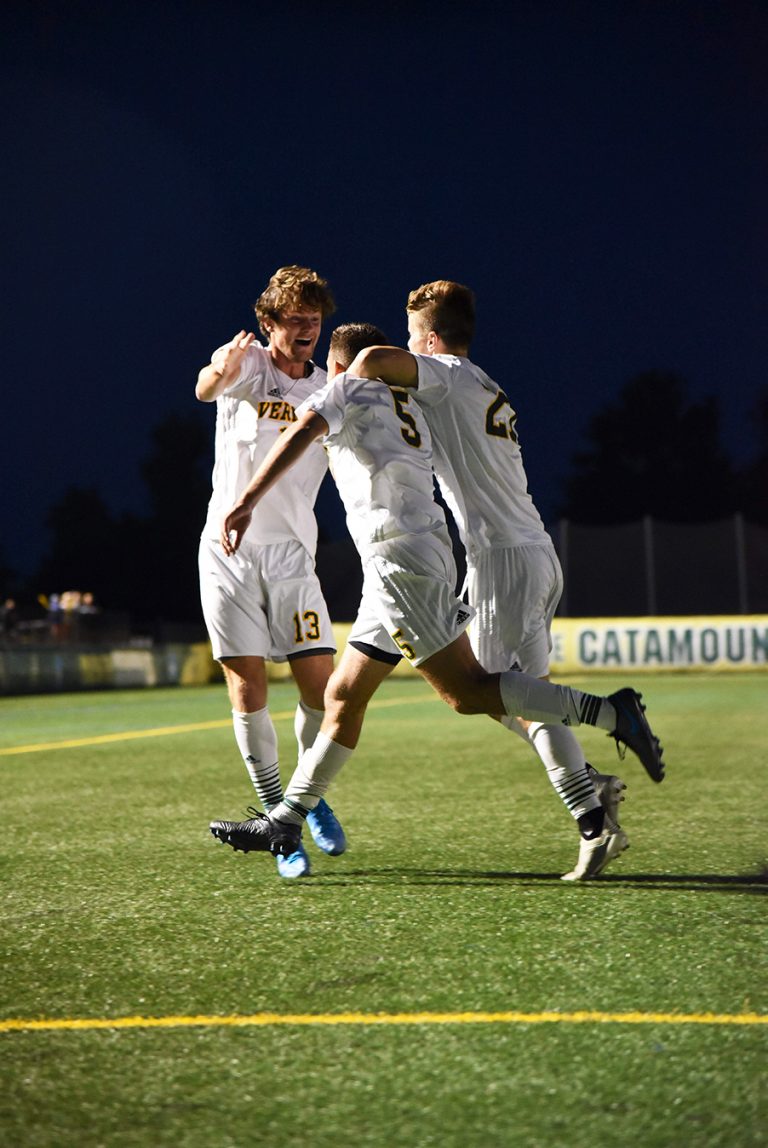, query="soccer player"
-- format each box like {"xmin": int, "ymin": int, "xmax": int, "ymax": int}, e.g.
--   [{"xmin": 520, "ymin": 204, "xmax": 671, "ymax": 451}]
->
[
  {"xmin": 197, "ymin": 266, "xmax": 346, "ymax": 878},
  {"xmin": 209, "ymin": 322, "xmax": 665, "ymax": 870},
  {"xmin": 347, "ymin": 280, "xmax": 661, "ymax": 880}
]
